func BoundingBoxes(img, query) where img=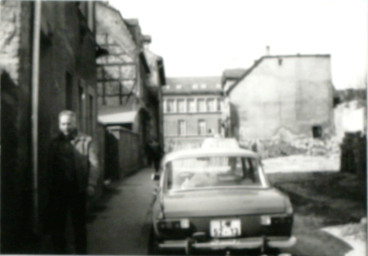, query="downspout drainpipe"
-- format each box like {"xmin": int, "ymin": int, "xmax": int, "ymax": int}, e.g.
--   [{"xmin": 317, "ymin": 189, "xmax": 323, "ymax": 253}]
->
[{"xmin": 31, "ymin": 0, "xmax": 42, "ymax": 234}]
